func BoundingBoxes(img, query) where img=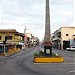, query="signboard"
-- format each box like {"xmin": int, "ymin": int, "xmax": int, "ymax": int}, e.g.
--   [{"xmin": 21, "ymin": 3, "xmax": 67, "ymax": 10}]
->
[{"xmin": 46, "ymin": 49, "xmax": 50, "ymax": 54}]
